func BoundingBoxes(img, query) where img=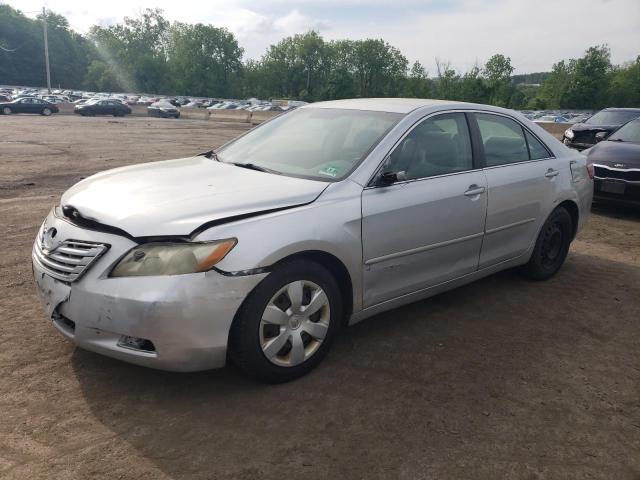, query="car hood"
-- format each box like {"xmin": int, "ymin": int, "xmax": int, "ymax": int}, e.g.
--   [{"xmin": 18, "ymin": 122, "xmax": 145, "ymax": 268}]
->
[
  {"xmin": 585, "ymin": 141, "xmax": 640, "ymax": 168},
  {"xmin": 61, "ymin": 156, "xmax": 329, "ymax": 238},
  {"xmin": 571, "ymin": 123, "xmax": 619, "ymax": 133}
]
